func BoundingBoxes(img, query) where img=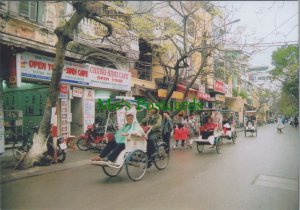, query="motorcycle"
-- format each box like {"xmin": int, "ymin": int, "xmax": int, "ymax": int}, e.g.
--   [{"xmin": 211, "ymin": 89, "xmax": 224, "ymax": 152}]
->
[{"xmin": 76, "ymin": 124, "xmax": 114, "ymax": 151}]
